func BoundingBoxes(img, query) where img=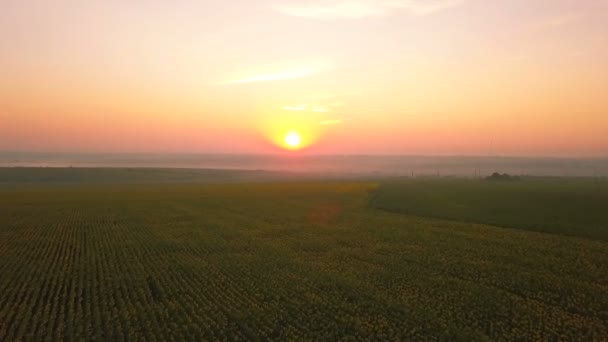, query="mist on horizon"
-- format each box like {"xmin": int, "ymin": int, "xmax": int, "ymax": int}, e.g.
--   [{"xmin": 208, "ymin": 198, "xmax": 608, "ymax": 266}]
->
[{"xmin": 1, "ymin": 152, "xmax": 607, "ymax": 178}]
